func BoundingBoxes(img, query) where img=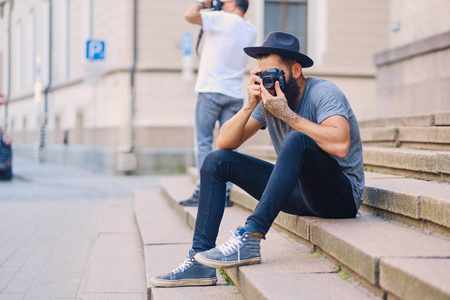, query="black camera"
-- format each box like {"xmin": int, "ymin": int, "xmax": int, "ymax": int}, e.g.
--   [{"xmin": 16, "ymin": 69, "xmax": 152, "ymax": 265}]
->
[
  {"xmin": 256, "ymin": 68, "xmax": 286, "ymax": 92},
  {"xmin": 212, "ymin": 0, "xmax": 224, "ymax": 10}
]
